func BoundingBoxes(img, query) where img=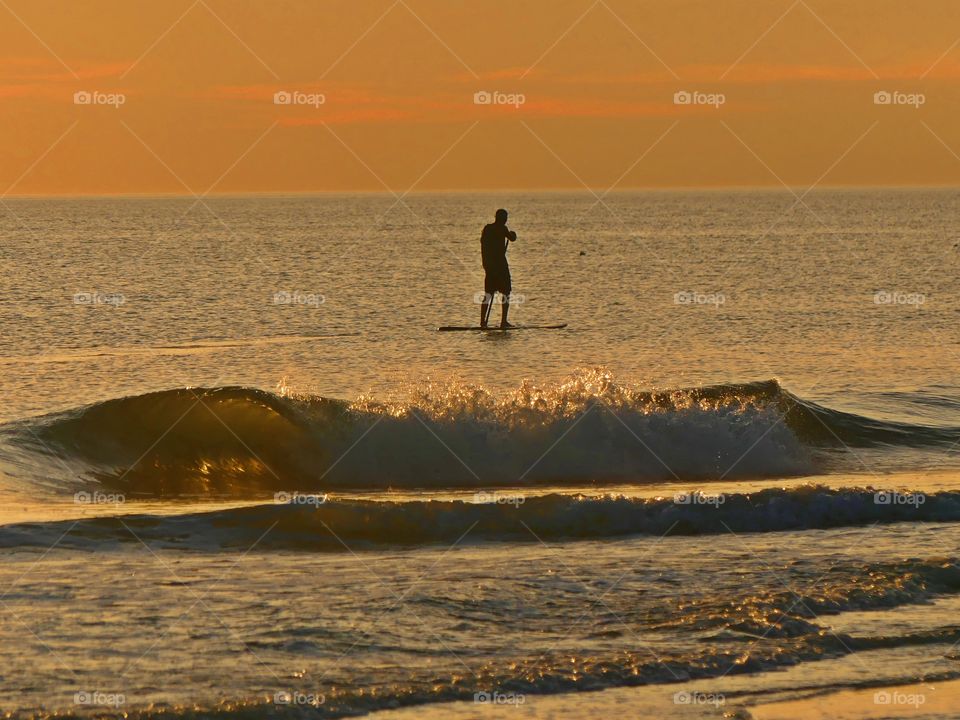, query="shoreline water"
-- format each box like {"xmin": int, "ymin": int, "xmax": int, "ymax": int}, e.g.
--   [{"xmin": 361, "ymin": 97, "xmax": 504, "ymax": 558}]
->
[
  {"xmin": 3, "ymin": 470, "xmax": 960, "ymax": 718},
  {"xmin": 365, "ymin": 676, "xmax": 960, "ymax": 719}
]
